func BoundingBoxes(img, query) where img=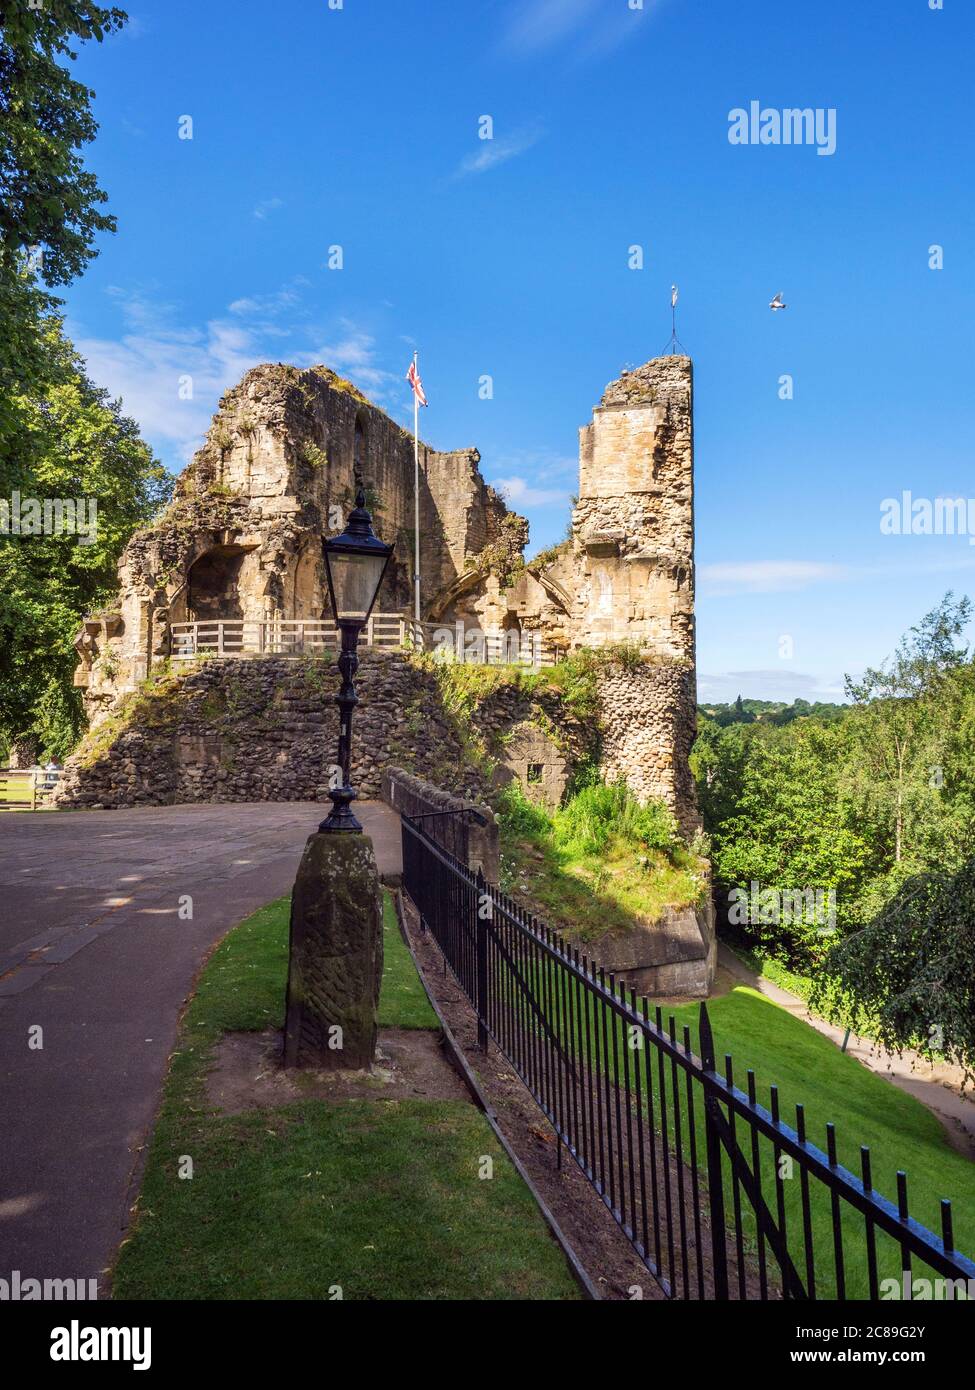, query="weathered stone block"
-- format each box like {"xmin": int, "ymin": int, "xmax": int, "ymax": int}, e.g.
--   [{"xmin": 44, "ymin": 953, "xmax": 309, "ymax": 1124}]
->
[{"xmin": 283, "ymin": 832, "xmax": 383, "ymax": 1070}]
